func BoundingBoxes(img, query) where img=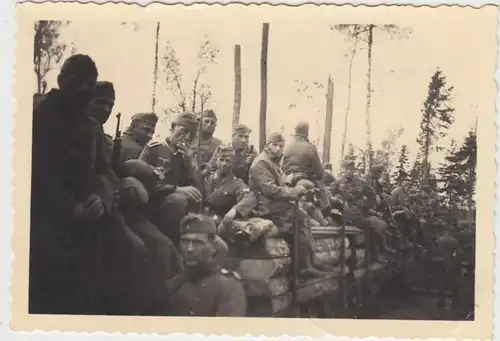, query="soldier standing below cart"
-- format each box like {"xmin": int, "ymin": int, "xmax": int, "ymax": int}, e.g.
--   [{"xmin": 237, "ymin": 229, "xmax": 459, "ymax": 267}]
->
[
  {"xmin": 138, "ymin": 112, "xmax": 203, "ymax": 247},
  {"xmin": 29, "ymin": 54, "xmax": 105, "ymax": 314},
  {"xmin": 204, "ymin": 145, "xmax": 257, "ymax": 230},
  {"xmin": 283, "ymin": 121, "xmax": 333, "ymax": 222},
  {"xmin": 433, "ymin": 230, "xmax": 462, "ymax": 309},
  {"xmin": 120, "ymin": 112, "xmax": 159, "ymax": 164},
  {"xmin": 191, "ymin": 109, "xmax": 222, "ymax": 167},
  {"xmin": 249, "ymin": 132, "xmax": 332, "ymax": 278},
  {"xmin": 167, "ymin": 213, "xmax": 247, "ymax": 316}
]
